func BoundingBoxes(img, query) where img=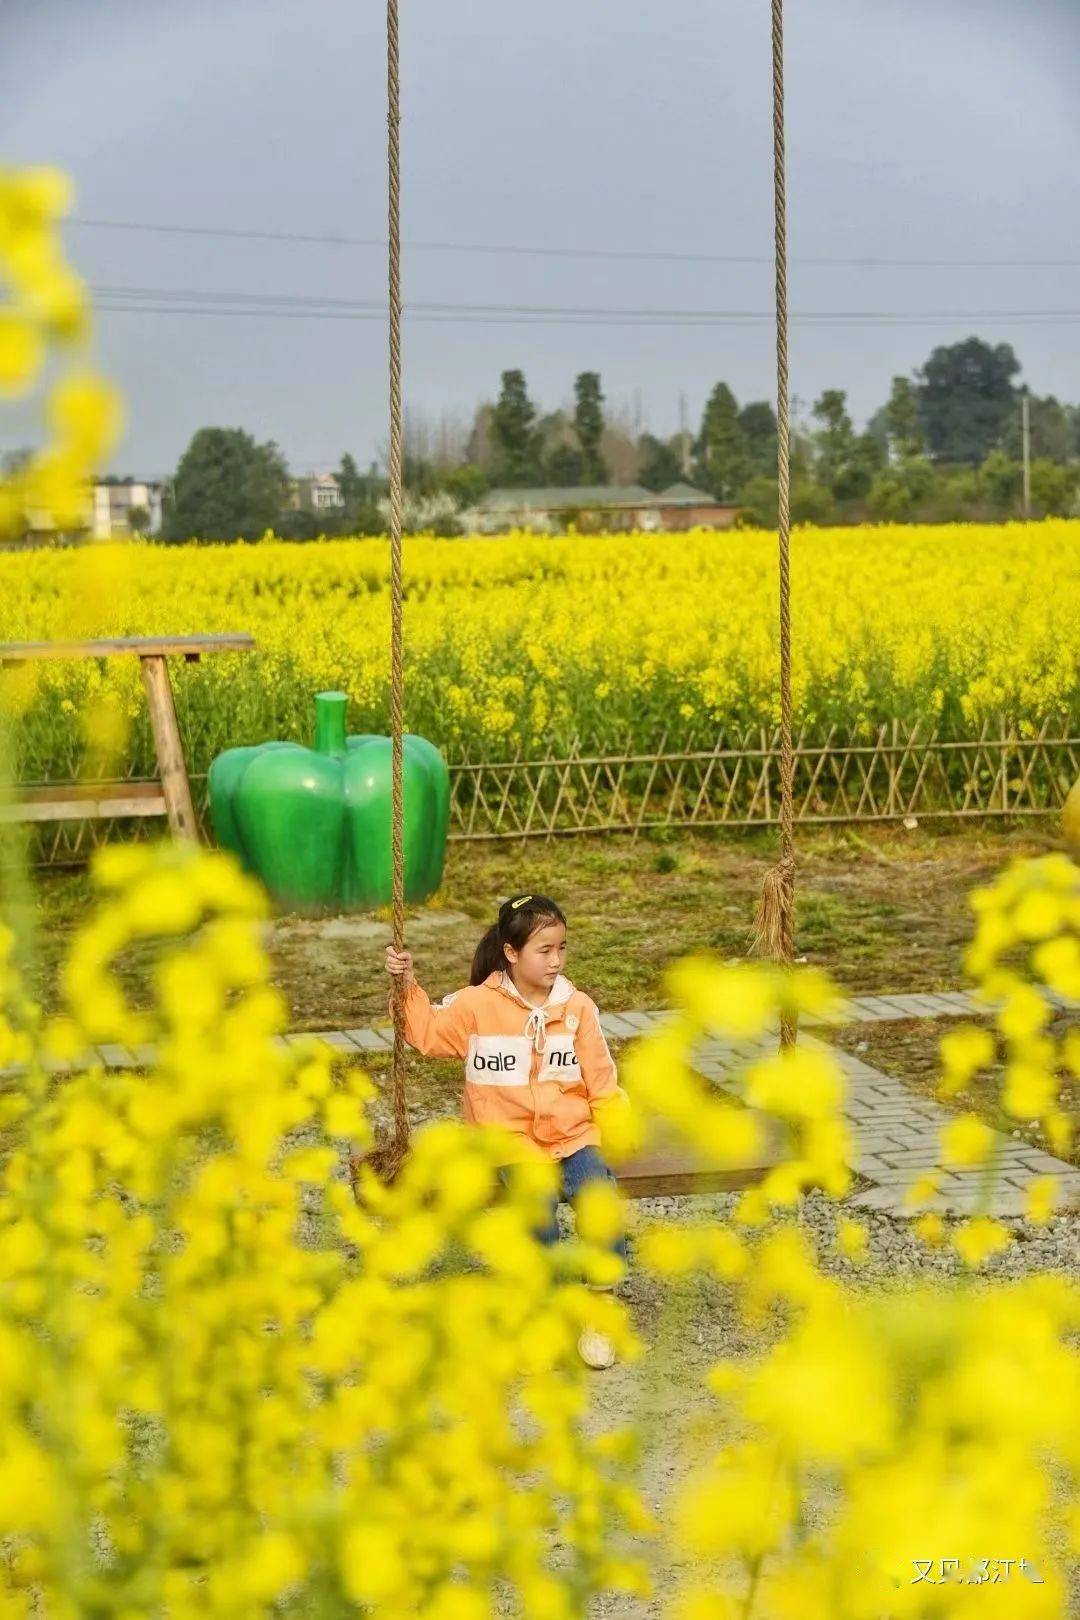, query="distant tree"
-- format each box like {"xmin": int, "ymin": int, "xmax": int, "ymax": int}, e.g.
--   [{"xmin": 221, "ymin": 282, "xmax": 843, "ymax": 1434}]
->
[
  {"xmin": 573, "ymin": 372, "xmax": 607, "ymax": 483},
  {"xmin": 400, "ymin": 406, "xmax": 470, "ymax": 473},
  {"xmin": 637, "ymin": 433, "xmax": 683, "ymax": 492},
  {"xmin": 738, "ymin": 401, "xmax": 778, "ymax": 478},
  {"xmin": 1030, "ymin": 396, "xmax": 1074, "ymax": 463},
  {"xmin": 736, "ymin": 475, "xmax": 778, "ymax": 528},
  {"xmin": 336, "ymin": 452, "xmax": 367, "ymax": 507},
  {"xmin": 491, "ymin": 369, "xmax": 541, "ymax": 486},
  {"xmin": 978, "ymin": 448, "xmax": 1022, "ymax": 516},
  {"xmin": 789, "ymin": 410, "xmax": 817, "ymax": 481},
  {"xmin": 865, "ymin": 405, "xmax": 890, "ymax": 449},
  {"xmin": 598, "ymin": 417, "xmax": 641, "ymax": 484},
  {"xmin": 1068, "ymin": 404, "xmax": 1080, "ymax": 459},
  {"xmin": 921, "ymin": 467, "xmax": 981, "ymax": 523},
  {"xmin": 812, "ymin": 389, "xmax": 857, "ymax": 494},
  {"xmin": 441, "ymin": 463, "xmax": 489, "ymax": 507},
  {"xmin": 1029, "ymin": 459, "xmax": 1079, "ymax": 518},
  {"xmin": 544, "ymin": 442, "xmax": 585, "ymax": 485},
  {"xmin": 867, "ymin": 458, "xmax": 935, "ymax": 522},
  {"xmin": 694, "ymin": 382, "xmax": 748, "ymax": 499},
  {"xmin": 790, "ymin": 479, "xmax": 837, "ymax": 526},
  {"xmin": 126, "ymin": 504, "xmax": 151, "ymax": 533},
  {"xmin": 841, "ymin": 433, "xmax": 888, "ymax": 501},
  {"xmin": 403, "ymin": 453, "xmax": 439, "ymax": 496},
  {"xmin": 883, "ymin": 376, "xmax": 926, "ymax": 461},
  {"xmin": 162, "ymin": 428, "xmax": 289, "ymax": 543},
  {"xmin": 1002, "ymin": 393, "xmax": 1074, "ymax": 464},
  {"xmin": 276, "ymin": 508, "xmax": 325, "ymax": 542},
  {"xmin": 330, "ymin": 452, "xmax": 386, "ymax": 534},
  {"xmin": 463, "ymin": 403, "xmax": 497, "ymax": 475},
  {"xmin": 915, "ymin": 338, "xmax": 1021, "ymax": 465},
  {"xmin": 866, "ymin": 472, "xmax": 912, "ymax": 523},
  {"xmin": 736, "ymin": 473, "xmax": 840, "ymax": 528}
]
